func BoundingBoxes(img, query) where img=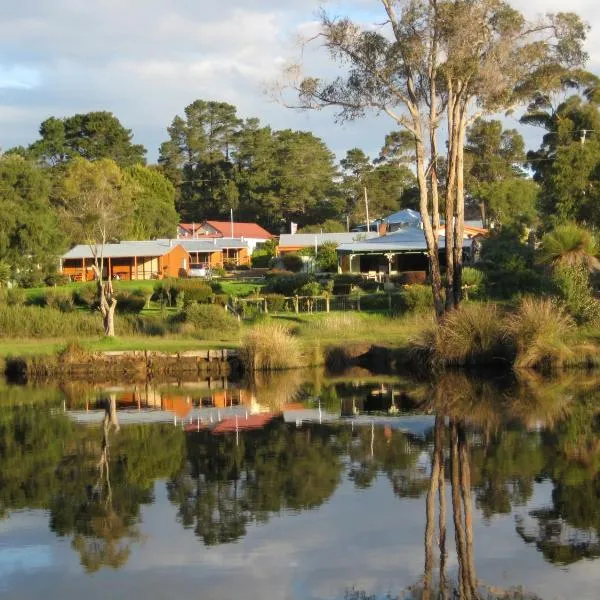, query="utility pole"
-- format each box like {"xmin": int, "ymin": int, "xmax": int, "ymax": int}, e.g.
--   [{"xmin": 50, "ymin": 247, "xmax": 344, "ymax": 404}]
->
[{"xmin": 364, "ymin": 186, "xmax": 370, "ymax": 232}]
